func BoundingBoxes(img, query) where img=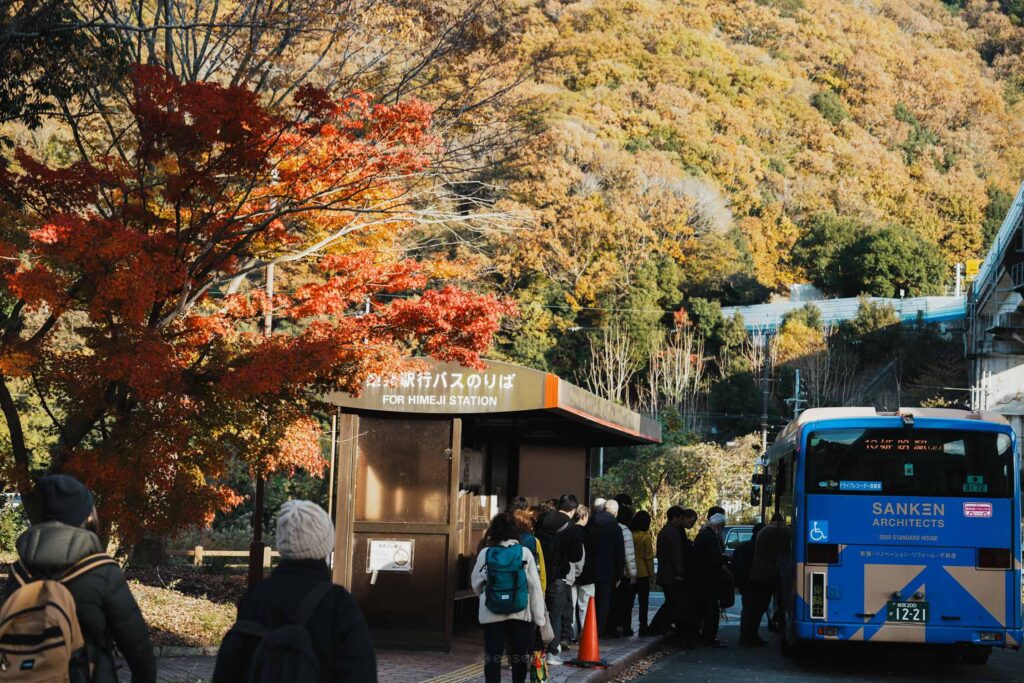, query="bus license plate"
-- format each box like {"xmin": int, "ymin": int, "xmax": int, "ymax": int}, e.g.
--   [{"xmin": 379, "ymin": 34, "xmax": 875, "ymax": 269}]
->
[{"xmin": 886, "ymin": 601, "xmax": 928, "ymax": 623}]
